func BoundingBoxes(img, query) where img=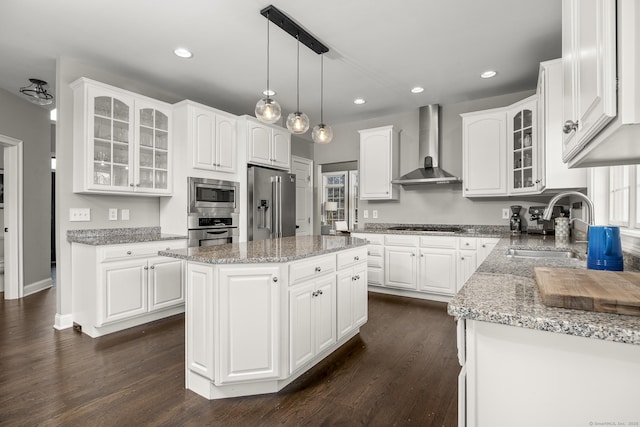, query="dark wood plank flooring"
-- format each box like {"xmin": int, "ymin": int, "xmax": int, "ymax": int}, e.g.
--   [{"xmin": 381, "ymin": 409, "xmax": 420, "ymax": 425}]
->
[{"xmin": 0, "ymin": 289, "xmax": 458, "ymax": 426}]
